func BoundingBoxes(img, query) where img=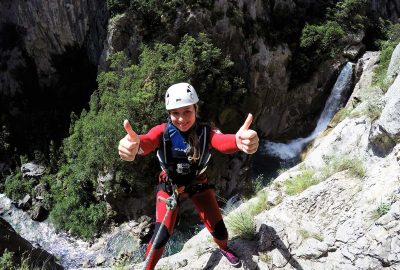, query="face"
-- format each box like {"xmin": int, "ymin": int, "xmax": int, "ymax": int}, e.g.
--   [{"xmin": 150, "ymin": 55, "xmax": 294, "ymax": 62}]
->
[{"xmin": 169, "ymin": 105, "xmax": 196, "ymax": 132}]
